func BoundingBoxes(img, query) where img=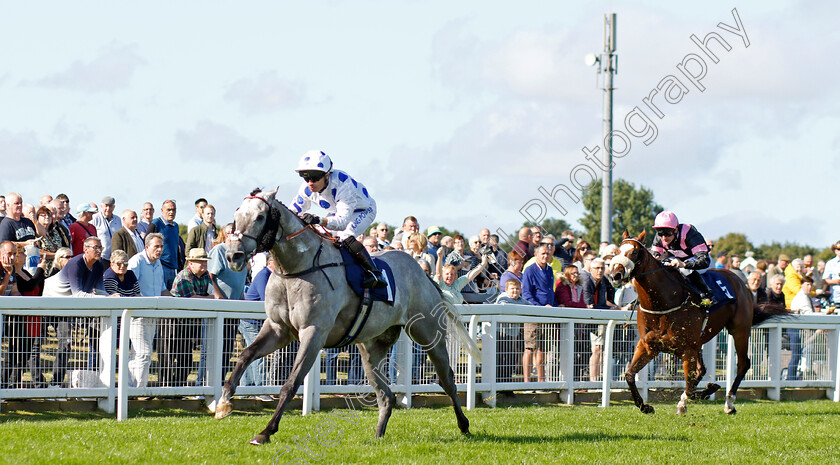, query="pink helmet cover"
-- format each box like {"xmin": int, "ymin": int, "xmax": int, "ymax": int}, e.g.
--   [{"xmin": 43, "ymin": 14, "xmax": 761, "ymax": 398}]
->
[{"xmin": 654, "ymin": 210, "xmax": 679, "ymax": 229}]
